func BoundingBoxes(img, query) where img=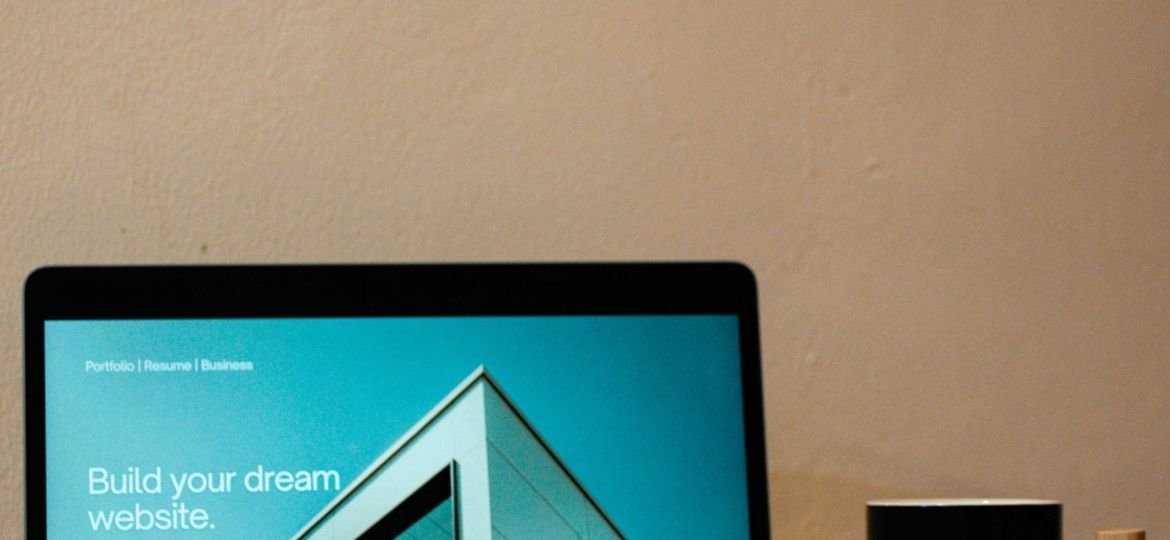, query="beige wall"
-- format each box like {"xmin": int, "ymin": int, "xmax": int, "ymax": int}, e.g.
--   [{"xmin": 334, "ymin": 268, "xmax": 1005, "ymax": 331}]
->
[{"xmin": 3, "ymin": 2, "xmax": 1168, "ymax": 538}]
